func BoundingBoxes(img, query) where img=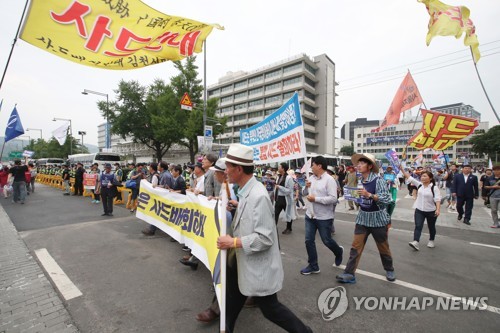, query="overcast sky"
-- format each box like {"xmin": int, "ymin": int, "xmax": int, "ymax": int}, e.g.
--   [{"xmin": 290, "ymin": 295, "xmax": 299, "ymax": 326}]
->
[{"xmin": 0, "ymin": 0, "xmax": 498, "ymax": 147}]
